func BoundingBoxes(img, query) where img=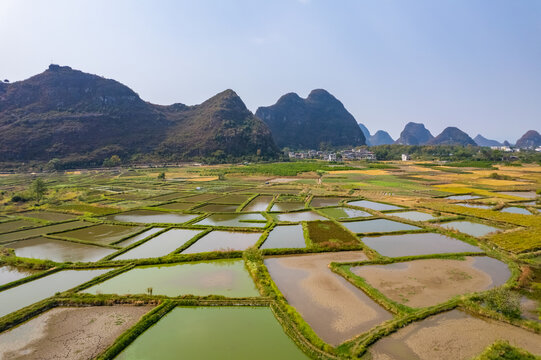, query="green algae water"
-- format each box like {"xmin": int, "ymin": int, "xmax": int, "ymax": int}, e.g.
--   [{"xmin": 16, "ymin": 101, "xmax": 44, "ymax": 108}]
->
[
  {"xmin": 115, "ymin": 307, "xmax": 309, "ymax": 360},
  {"xmin": 83, "ymin": 259, "xmax": 259, "ymax": 297}
]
